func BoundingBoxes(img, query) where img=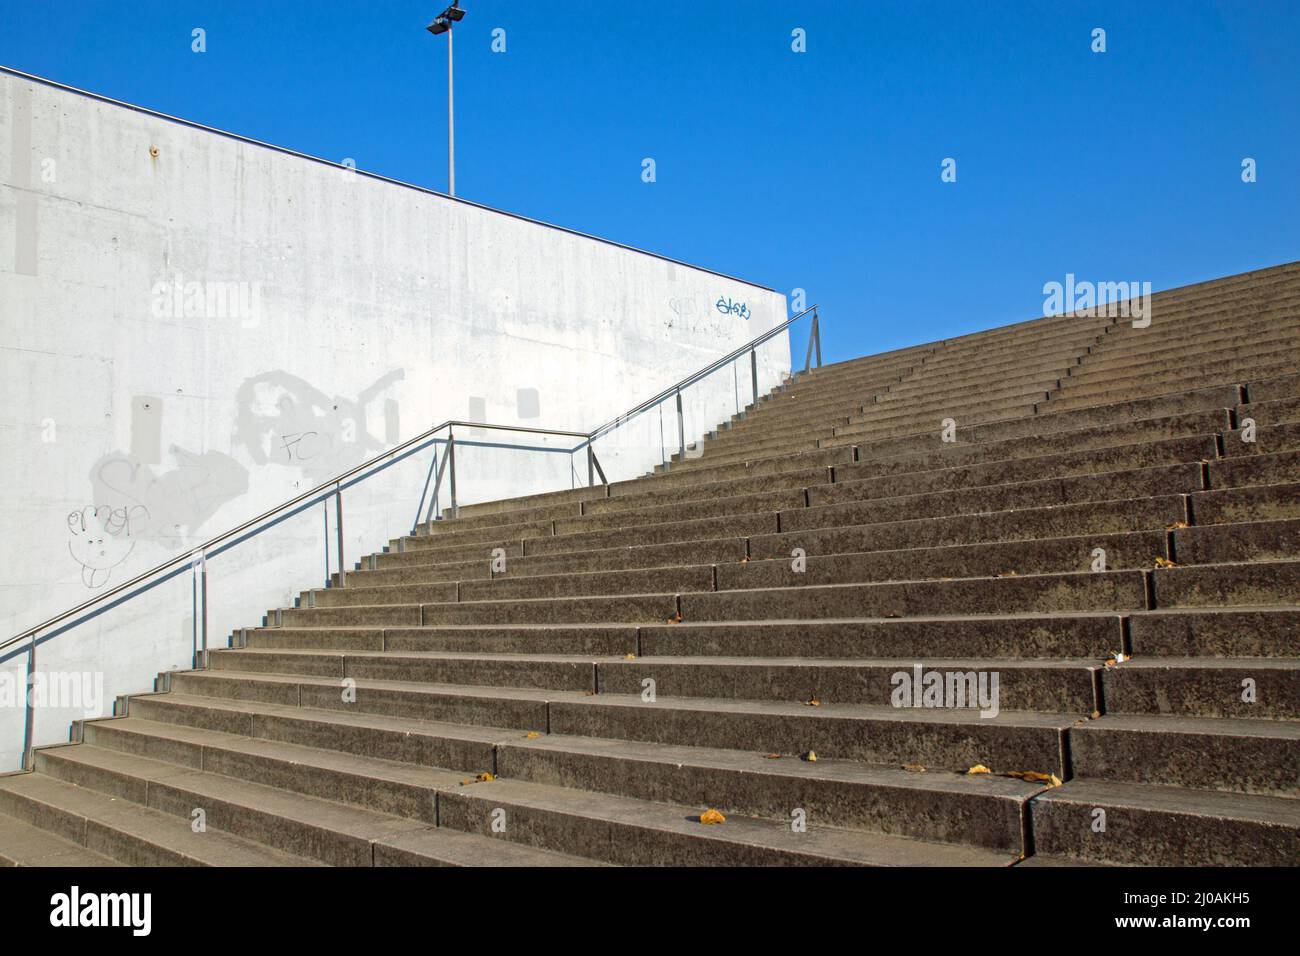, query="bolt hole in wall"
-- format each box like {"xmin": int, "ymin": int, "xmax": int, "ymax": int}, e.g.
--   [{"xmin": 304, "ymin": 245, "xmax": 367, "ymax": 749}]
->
[{"xmin": 0, "ymin": 70, "xmax": 791, "ymax": 767}]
